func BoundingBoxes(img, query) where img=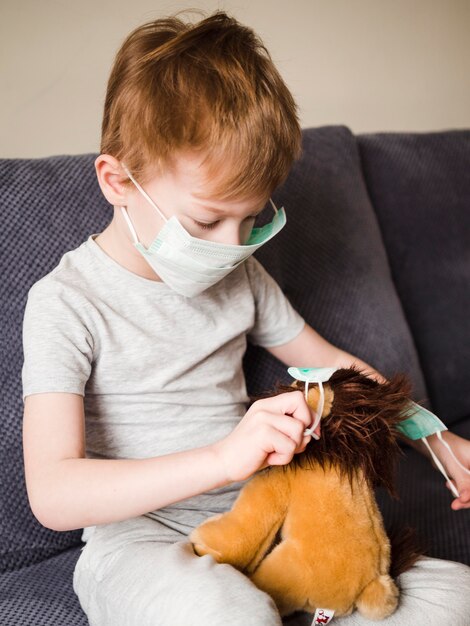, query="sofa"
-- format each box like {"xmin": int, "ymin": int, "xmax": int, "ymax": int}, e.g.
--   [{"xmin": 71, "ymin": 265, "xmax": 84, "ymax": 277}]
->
[{"xmin": 1, "ymin": 125, "xmax": 469, "ymax": 625}]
